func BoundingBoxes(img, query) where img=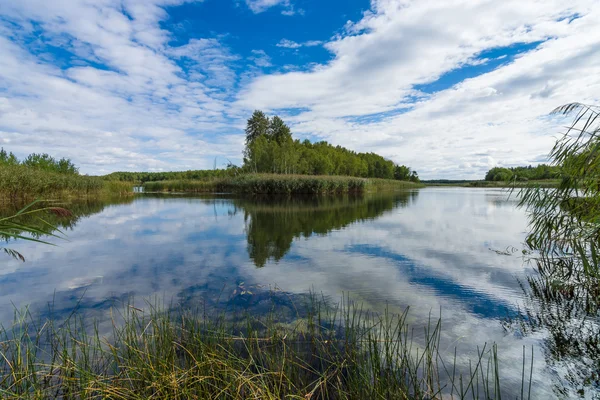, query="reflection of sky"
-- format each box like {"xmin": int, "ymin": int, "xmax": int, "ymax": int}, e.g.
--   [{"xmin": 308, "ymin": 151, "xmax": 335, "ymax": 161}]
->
[{"xmin": 0, "ymin": 189, "xmax": 557, "ymax": 398}]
